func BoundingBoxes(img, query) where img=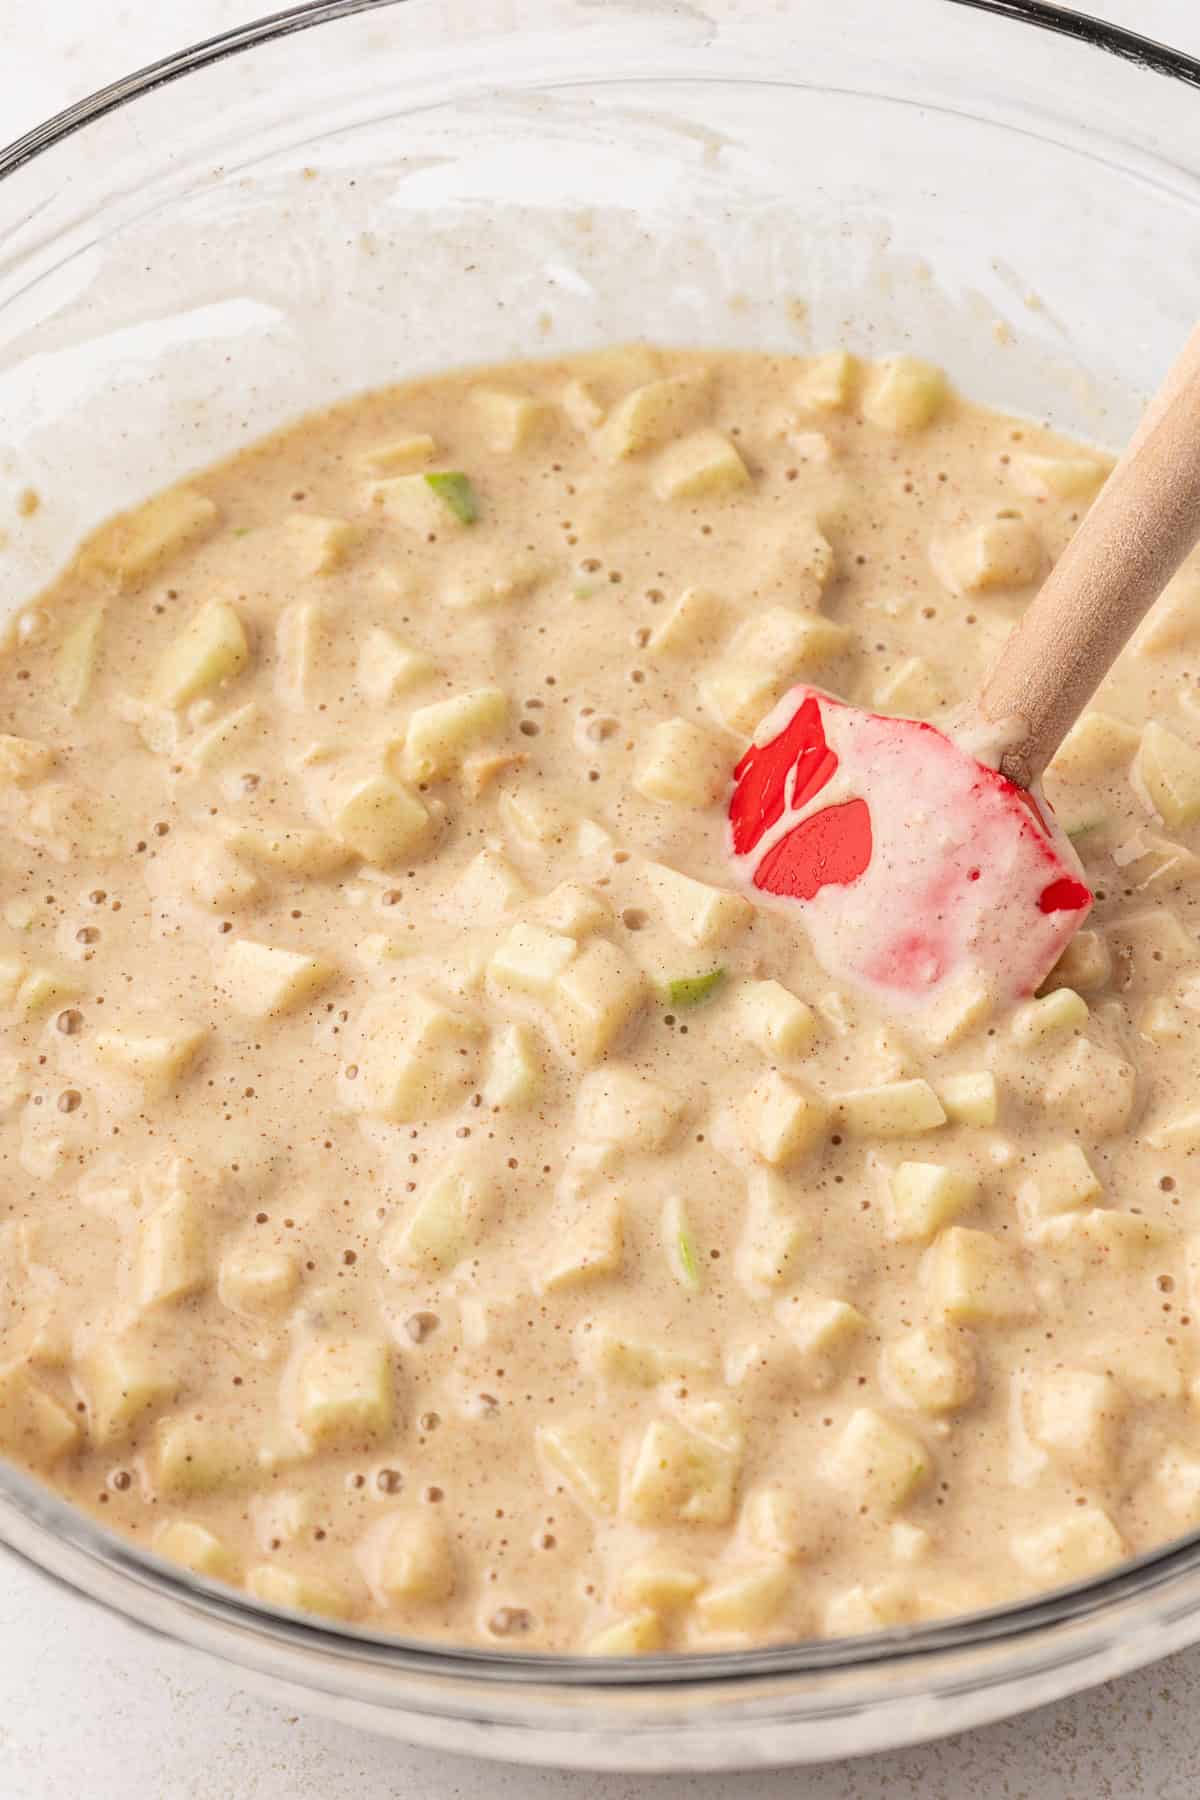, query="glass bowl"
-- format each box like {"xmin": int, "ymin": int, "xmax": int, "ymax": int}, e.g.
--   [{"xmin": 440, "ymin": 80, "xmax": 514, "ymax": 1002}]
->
[{"xmin": 1, "ymin": 0, "xmax": 1199, "ymax": 1770}]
